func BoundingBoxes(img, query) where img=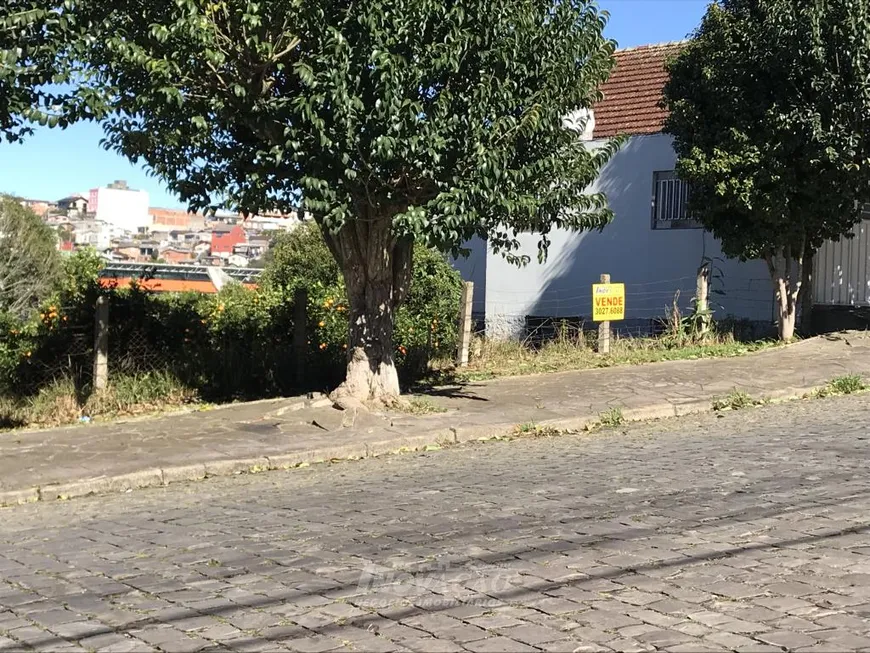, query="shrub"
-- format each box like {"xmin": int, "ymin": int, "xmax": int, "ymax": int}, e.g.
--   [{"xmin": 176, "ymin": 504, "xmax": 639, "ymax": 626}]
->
[
  {"xmin": 0, "ymin": 195, "xmax": 62, "ymax": 316},
  {"xmin": 2, "ymin": 230, "xmax": 462, "ymax": 407}
]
